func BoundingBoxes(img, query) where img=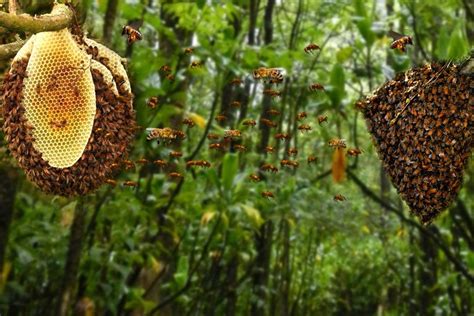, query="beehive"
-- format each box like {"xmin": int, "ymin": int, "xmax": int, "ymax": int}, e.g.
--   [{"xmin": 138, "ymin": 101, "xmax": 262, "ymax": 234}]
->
[
  {"xmin": 357, "ymin": 62, "xmax": 473, "ymax": 224},
  {"xmin": 2, "ymin": 25, "xmax": 136, "ymax": 196}
]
